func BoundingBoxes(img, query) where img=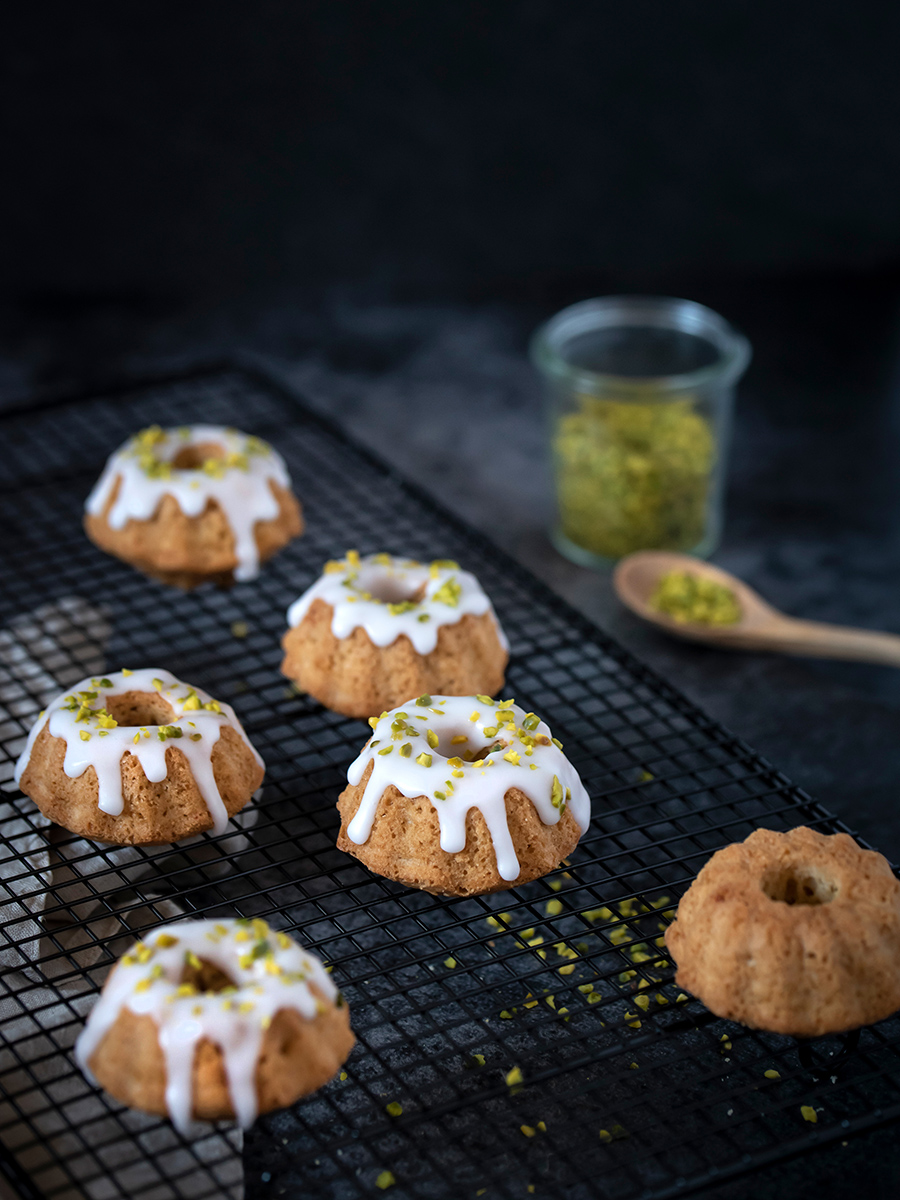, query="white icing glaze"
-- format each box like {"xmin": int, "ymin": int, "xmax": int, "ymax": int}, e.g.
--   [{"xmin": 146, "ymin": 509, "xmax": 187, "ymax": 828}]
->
[
  {"xmin": 14, "ymin": 668, "xmax": 263, "ymax": 836},
  {"xmin": 345, "ymin": 694, "xmax": 590, "ymax": 881},
  {"xmin": 75, "ymin": 917, "xmax": 339, "ymax": 1133},
  {"xmin": 286, "ymin": 552, "xmax": 509, "ymax": 656},
  {"xmin": 85, "ymin": 425, "xmax": 294, "ymax": 582}
]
